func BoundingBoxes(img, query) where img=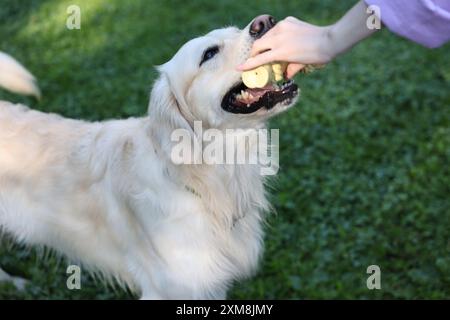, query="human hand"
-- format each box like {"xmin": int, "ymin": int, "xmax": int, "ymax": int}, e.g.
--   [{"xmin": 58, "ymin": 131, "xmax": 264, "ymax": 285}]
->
[{"xmin": 238, "ymin": 16, "xmax": 335, "ymax": 79}]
